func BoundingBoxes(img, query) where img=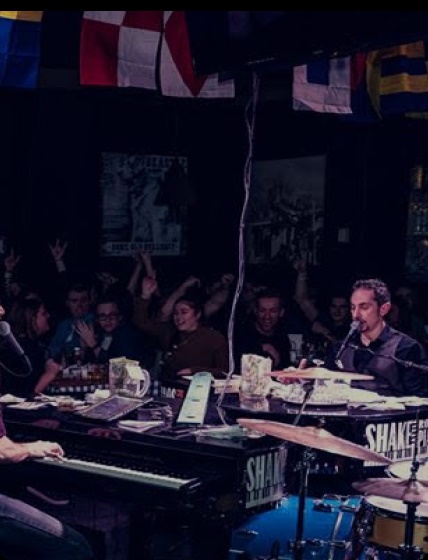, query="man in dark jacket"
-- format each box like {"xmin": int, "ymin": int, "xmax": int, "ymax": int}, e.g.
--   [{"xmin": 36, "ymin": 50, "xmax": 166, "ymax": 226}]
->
[{"xmin": 325, "ymin": 278, "xmax": 428, "ymax": 397}]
